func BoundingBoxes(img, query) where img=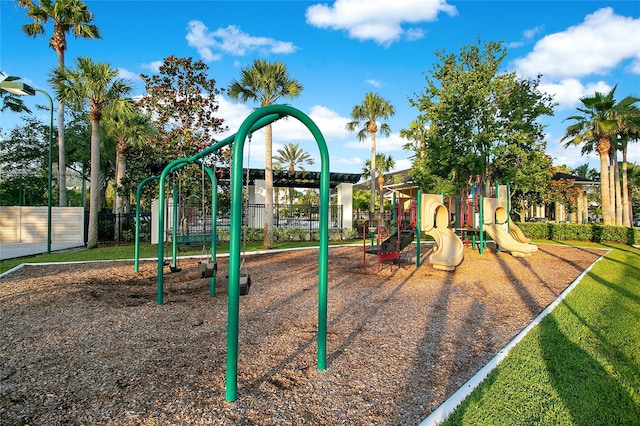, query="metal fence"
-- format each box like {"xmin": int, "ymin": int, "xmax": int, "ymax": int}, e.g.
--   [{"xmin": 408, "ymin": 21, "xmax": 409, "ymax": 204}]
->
[
  {"xmin": 86, "ymin": 212, "xmax": 152, "ymax": 245},
  {"xmin": 188, "ymin": 203, "xmax": 343, "ymax": 232},
  {"xmin": 89, "ymin": 204, "xmax": 343, "ymax": 245}
]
